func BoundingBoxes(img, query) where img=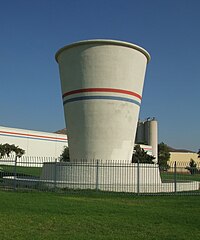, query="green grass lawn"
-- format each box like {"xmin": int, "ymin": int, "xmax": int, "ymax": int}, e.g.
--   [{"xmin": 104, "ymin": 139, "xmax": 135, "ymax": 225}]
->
[
  {"xmin": 0, "ymin": 165, "xmax": 42, "ymax": 177},
  {"xmin": 161, "ymin": 172, "xmax": 200, "ymax": 182},
  {"xmin": 0, "ymin": 191, "xmax": 199, "ymax": 240}
]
